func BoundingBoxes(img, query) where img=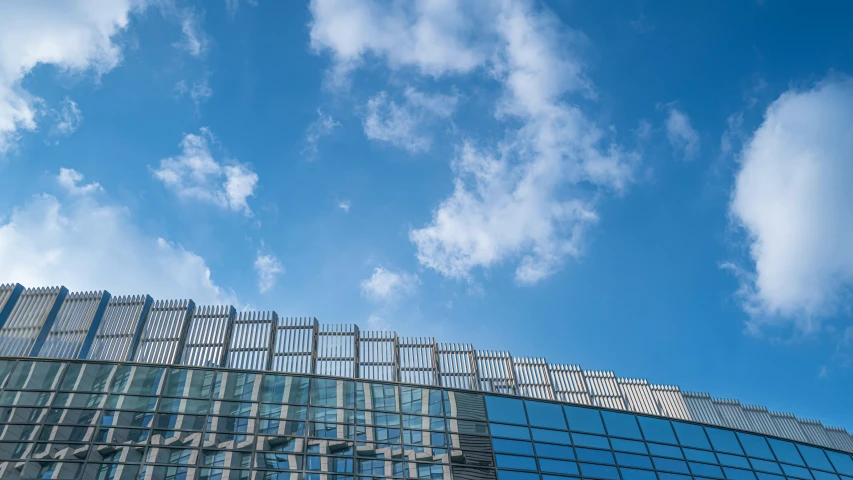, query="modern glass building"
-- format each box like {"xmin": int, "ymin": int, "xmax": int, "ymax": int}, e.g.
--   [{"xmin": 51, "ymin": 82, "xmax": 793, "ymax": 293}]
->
[{"xmin": 0, "ymin": 283, "xmax": 851, "ymax": 480}]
